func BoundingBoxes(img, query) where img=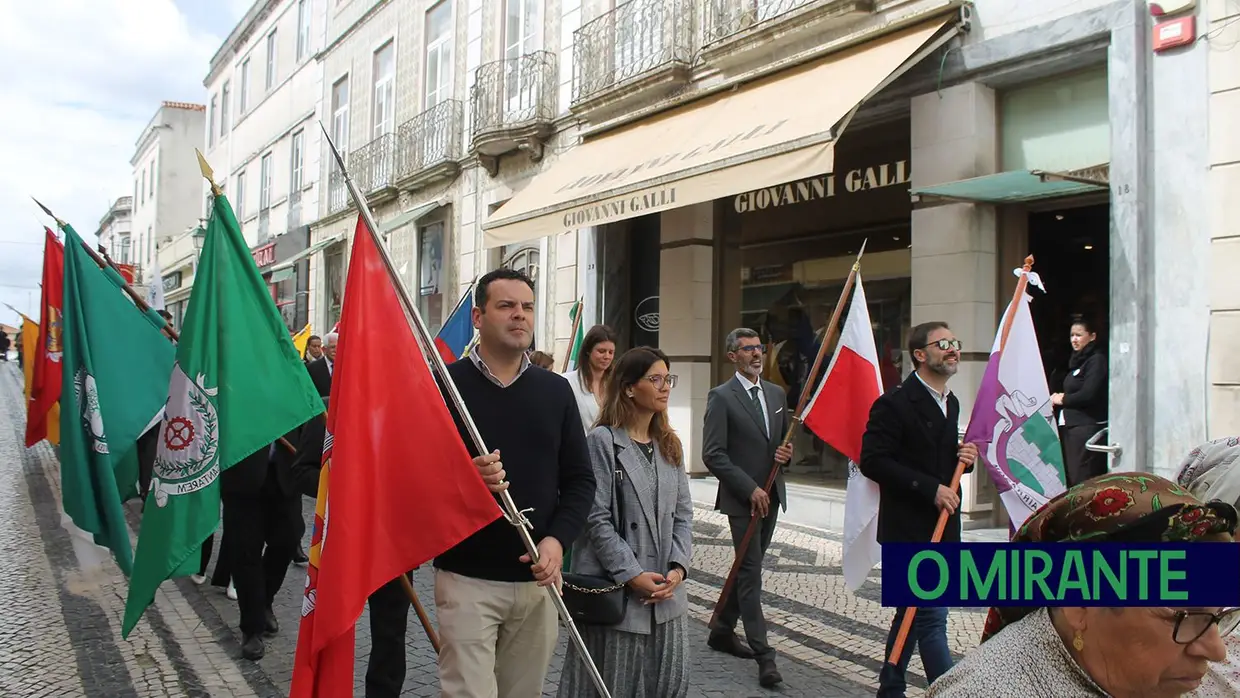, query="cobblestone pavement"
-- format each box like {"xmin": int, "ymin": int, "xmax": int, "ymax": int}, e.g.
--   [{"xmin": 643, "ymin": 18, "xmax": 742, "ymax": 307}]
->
[{"xmin": 0, "ymin": 362, "xmax": 995, "ymax": 697}]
